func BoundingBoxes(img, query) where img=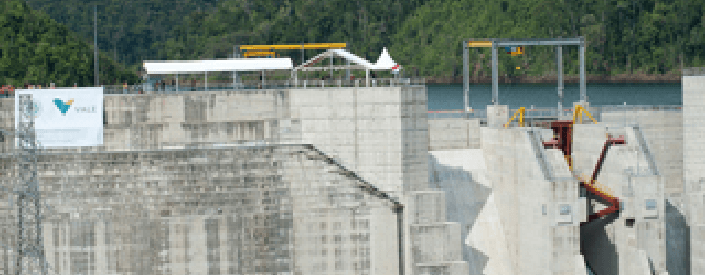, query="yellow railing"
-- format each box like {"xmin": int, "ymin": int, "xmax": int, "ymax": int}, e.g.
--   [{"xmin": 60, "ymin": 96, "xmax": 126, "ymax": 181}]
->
[
  {"xmin": 573, "ymin": 105, "xmax": 598, "ymax": 124},
  {"xmin": 504, "ymin": 107, "xmax": 526, "ymax": 128}
]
